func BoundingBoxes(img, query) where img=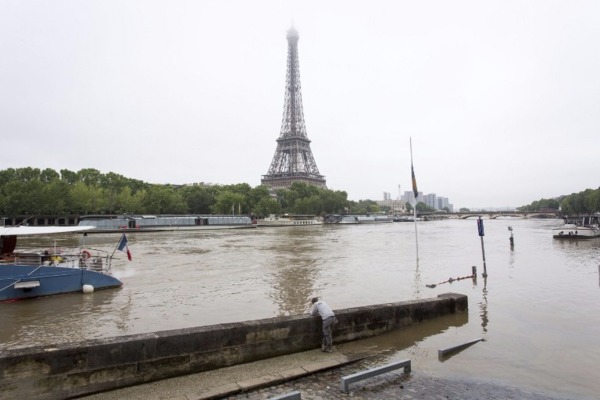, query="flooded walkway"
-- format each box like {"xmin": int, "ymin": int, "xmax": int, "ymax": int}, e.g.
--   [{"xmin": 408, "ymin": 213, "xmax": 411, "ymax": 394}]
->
[{"xmin": 79, "ymin": 337, "xmax": 577, "ymax": 400}]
